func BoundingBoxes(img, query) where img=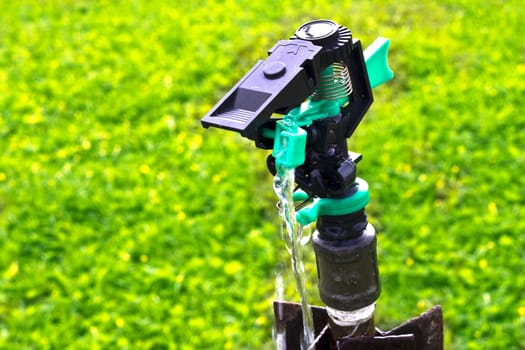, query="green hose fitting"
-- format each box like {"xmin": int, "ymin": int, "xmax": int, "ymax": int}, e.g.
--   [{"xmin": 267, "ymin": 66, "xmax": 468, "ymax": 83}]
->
[{"xmin": 296, "ymin": 177, "xmax": 370, "ymax": 226}]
